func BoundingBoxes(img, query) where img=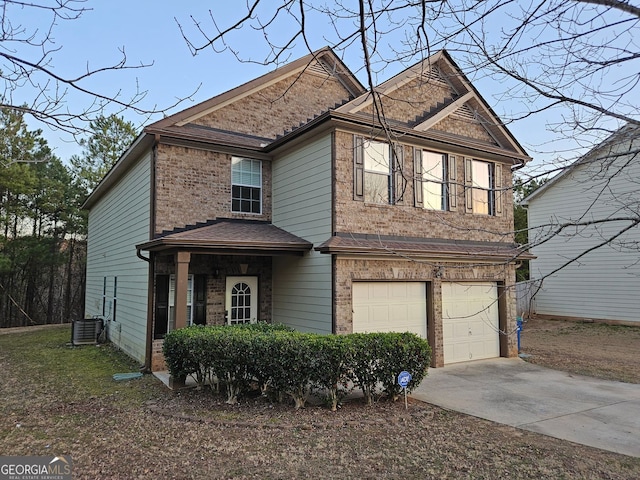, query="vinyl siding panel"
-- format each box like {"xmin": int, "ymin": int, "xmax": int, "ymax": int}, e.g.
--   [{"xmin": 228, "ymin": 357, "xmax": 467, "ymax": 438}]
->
[
  {"xmin": 85, "ymin": 151, "xmax": 152, "ymax": 361},
  {"xmin": 272, "ymin": 134, "xmax": 332, "ymax": 333},
  {"xmin": 528, "ymin": 134, "xmax": 640, "ymax": 323}
]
